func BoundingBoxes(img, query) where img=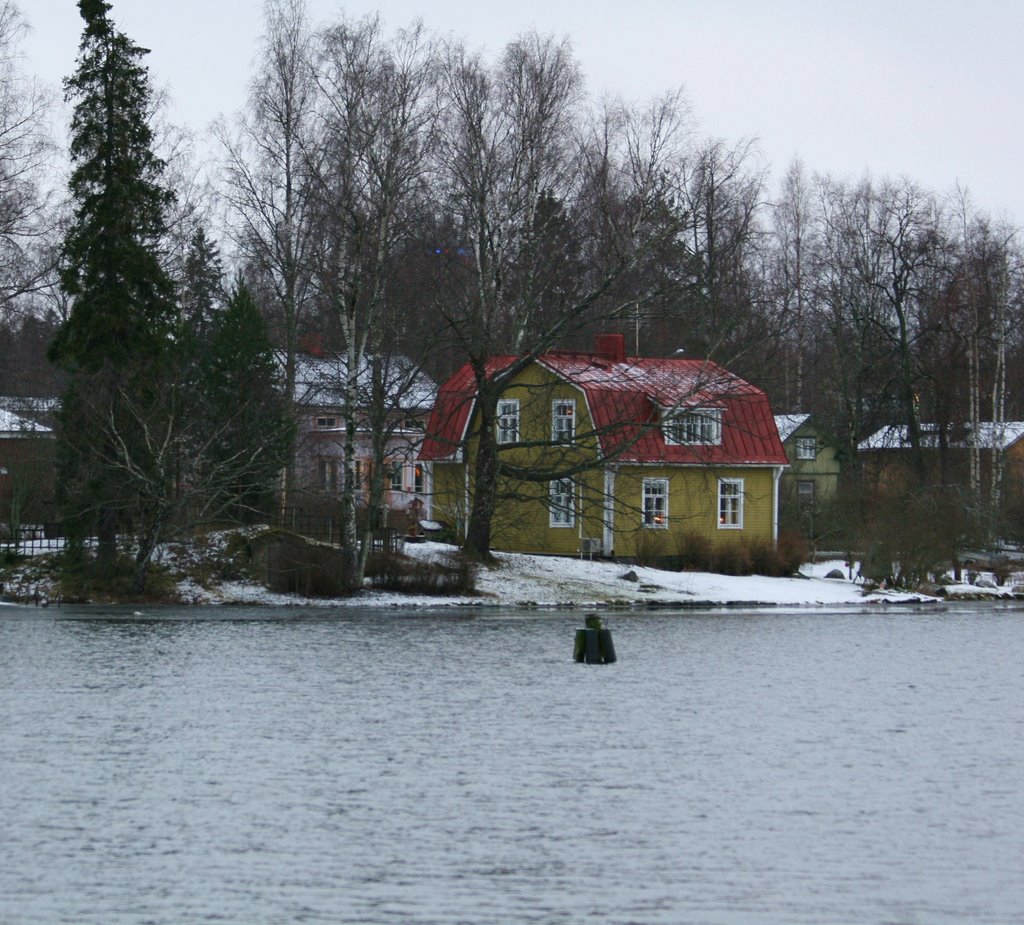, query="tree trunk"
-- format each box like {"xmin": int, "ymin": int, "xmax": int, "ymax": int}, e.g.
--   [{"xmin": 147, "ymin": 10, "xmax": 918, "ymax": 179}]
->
[
  {"xmin": 463, "ymin": 425, "xmax": 499, "ymax": 562},
  {"xmin": 96, "ymin": 503, "xmax": 118, "ymax": 576}
]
